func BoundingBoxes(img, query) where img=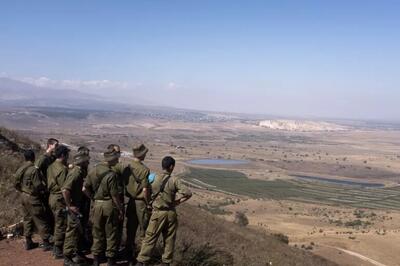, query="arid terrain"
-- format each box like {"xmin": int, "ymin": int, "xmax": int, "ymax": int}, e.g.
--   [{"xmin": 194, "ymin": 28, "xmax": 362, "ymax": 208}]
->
[{"xmin": 1, "ymin": 106, "xmax": 399, "ymax": 265}]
